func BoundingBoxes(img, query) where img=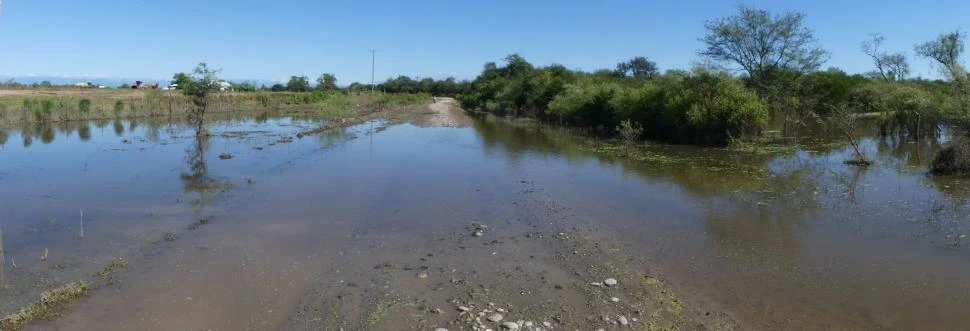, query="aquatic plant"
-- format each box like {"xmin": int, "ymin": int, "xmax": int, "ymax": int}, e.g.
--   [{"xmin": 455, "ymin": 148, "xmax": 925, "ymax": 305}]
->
[{"xmin": 0, "ymin": 281, "xmax": 90, "ymax": 330}]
